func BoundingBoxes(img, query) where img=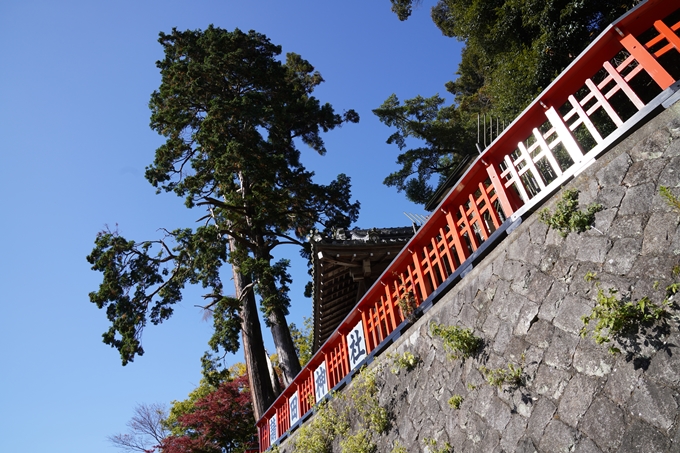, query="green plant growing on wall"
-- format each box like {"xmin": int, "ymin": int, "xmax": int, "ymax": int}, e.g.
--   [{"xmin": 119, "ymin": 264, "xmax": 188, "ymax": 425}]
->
[
  {"xmin": 581, "ymin": 285, "xmax": 673, "ymax": 354},
  {"xmin": 448, "ymin": 394, "xmax": 464, "ymax": 409},
  {"xmin": 391, "ymin": 441, "xmax": 407, "ymax": 453},
  {"xmin": 347, "ymin": 367, "xmax": 389, "ymax": 434},
  {"xmin": 430, "ymin": 322, "xmax": 482, "ymax": 360},
  {"xmin": 292, "ymin": 366, "xmax": 390, "ymax": 453},
  {"xmin": 386, "ymin": 351, "xmax": 419, "ymax": 374},
  {"xmin": 480, "ymin": 363, "xmax": 524, "ymax": 388},
  {"xmin": 293, "ymin": 398, "xmax": 348, "ymax": 453},
  {"xmin": 340, "ymin": 429, "xmax": 376, "ymax": 453},
  {"xmin": 397, "ymin": 290, "xmax": 418, "ymax": 320},
  {"xmin": 423, "ymin": 438, "xmax": 453, "ymax": 453},
  {"xmin": 660, "ymin": 185, "xmax": 680, "ymax": 212},
  {"xmin": 538, "ymin": 189, "xmax": 603, "ymax": 237},
  {"xmin": 584, "ymin": 271, "xmax": 598, "ymax": 282}
]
